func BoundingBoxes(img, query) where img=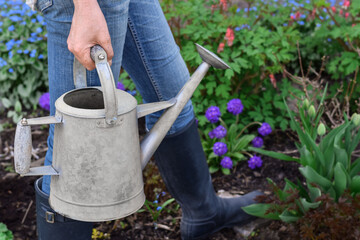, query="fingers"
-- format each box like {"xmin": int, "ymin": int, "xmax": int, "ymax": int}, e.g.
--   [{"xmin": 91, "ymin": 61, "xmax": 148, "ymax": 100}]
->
[
  {"xmin": 67, "ymin": 1, "xmax": 114, "ymax": 71},
  {"xmin": 68, "ymin": 40, "xmax": 113, "ymax": 71}
]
